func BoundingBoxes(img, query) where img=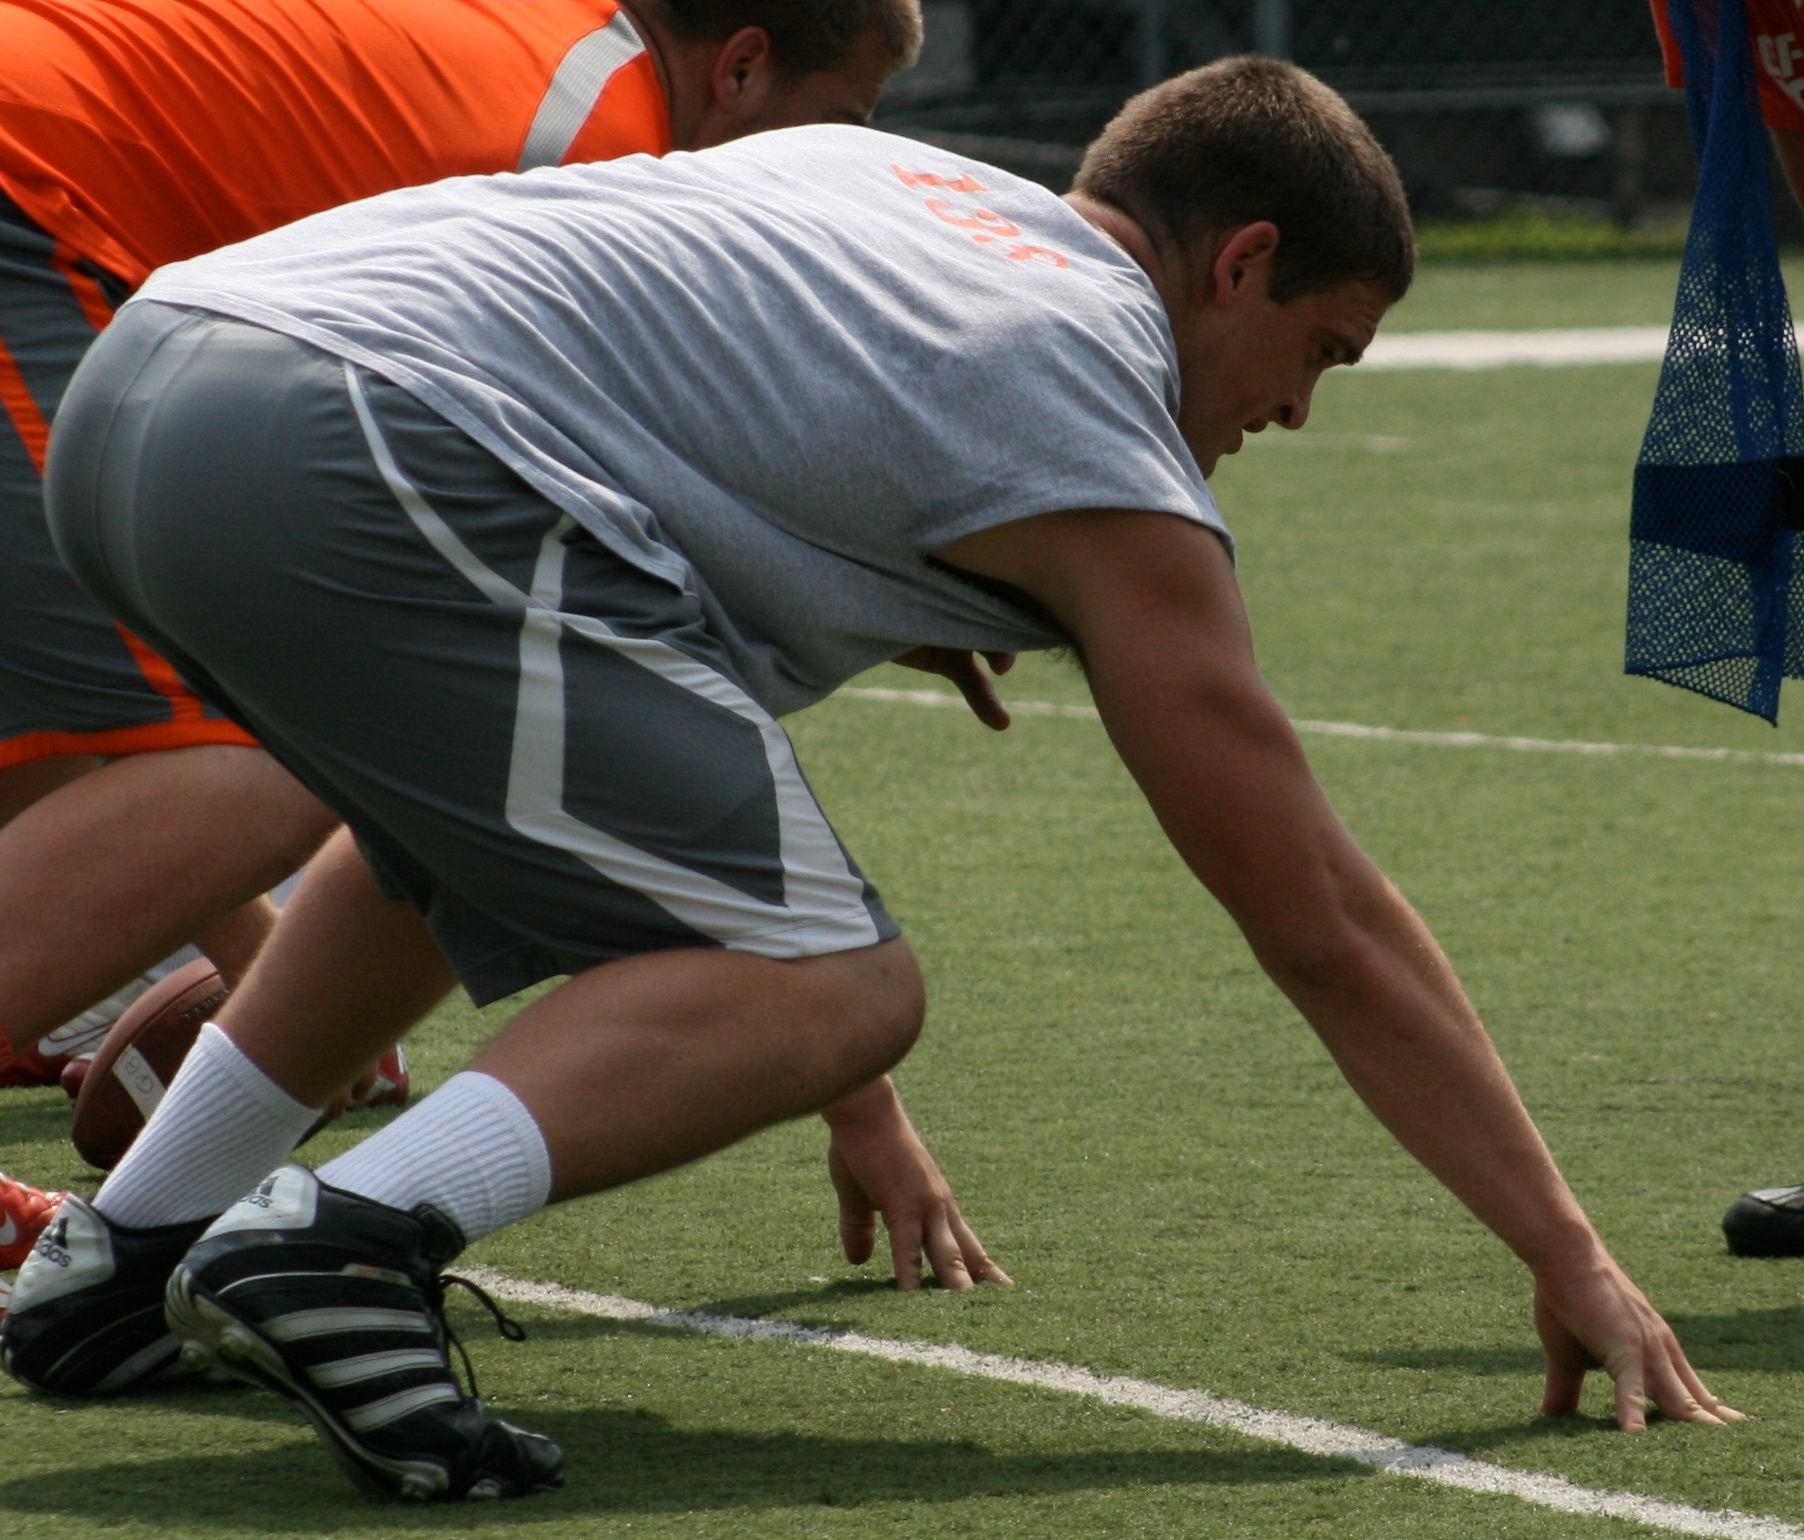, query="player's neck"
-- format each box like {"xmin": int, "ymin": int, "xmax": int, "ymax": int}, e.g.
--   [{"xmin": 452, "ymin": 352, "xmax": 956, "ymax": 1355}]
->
[{"xmin": 1064, "ymin": 192, "xmax": 1182, "ymax": 315}]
